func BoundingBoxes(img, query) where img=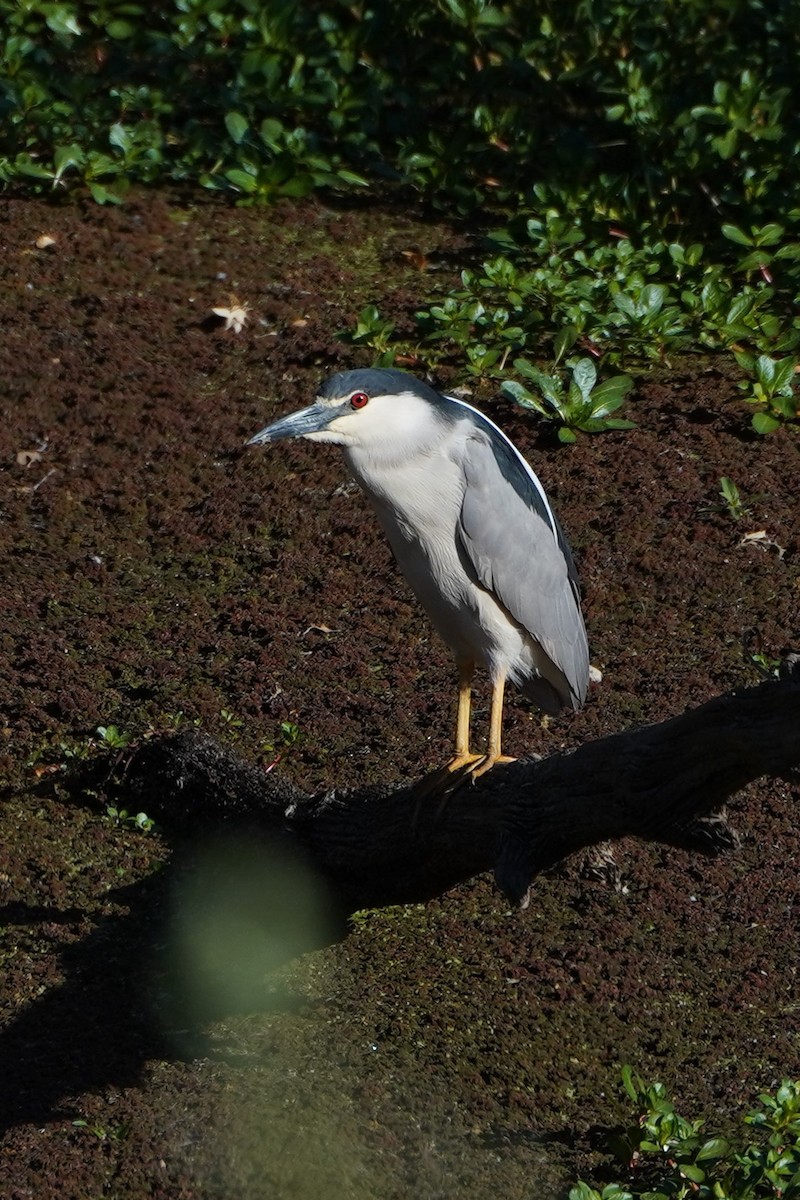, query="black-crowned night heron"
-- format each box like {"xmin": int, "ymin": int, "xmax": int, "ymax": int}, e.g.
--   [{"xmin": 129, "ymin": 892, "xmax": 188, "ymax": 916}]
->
[{"xmin": 248, "ymin": 367, "xmax": 589, "ymax": 790}]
